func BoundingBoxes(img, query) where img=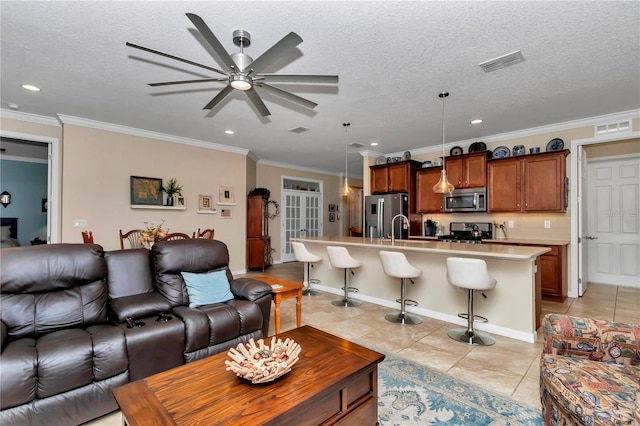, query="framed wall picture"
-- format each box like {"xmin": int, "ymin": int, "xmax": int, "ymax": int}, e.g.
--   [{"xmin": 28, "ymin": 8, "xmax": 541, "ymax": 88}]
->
[
  {"xmin": 329, "ymin": 212, "xmax": 336, "ymax": 222},
  {"xmin": 130, "ymin": 176, "xmax": 163, "ymax": 206},
  {"xmin": 176, "ymin": 195, "xmax": 185, "ymax": 207},
  {"xmin": 199, "ymin": 194, "xmax": 213, "ymax": 210},
  {"xmin": 219, "ymin": 186, "xmax": 235, "ymax": 204}
]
